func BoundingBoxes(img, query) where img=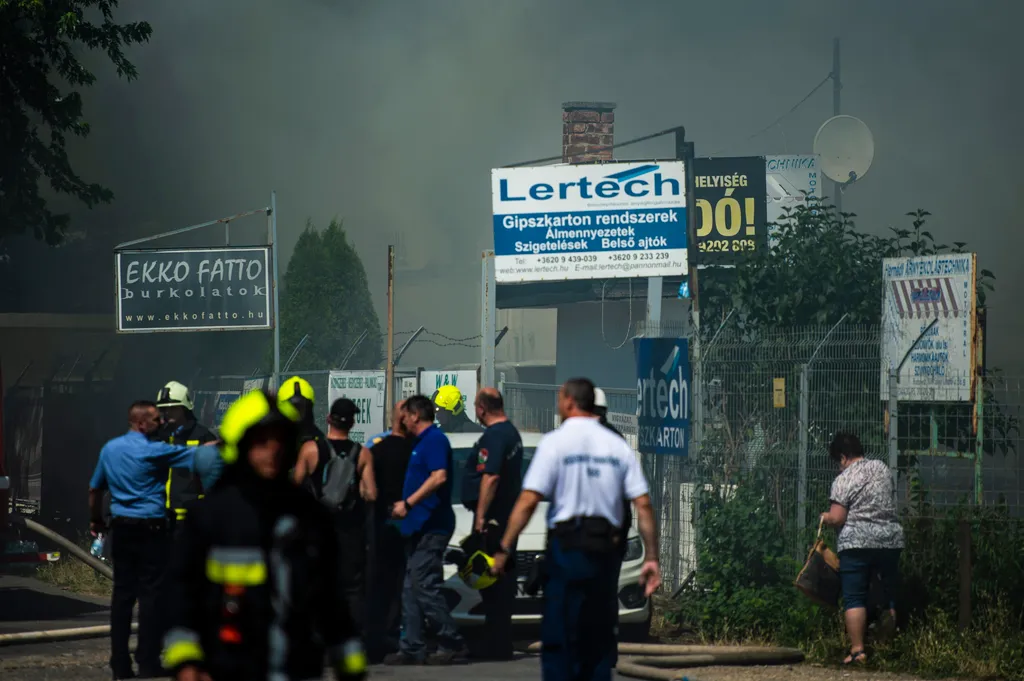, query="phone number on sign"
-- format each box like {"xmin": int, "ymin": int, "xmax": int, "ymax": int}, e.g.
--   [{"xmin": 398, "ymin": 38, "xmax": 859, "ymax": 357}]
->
[
  {"xmin": 699, "ymin": 239, "xmax": 756, "ymax": 253},
  {"xmin": 536, "ymin": 254, "xmax": 599, "ymax": 264},
  {"xmin": 608, "ymin": 252, "xmax": 672, "ymax": 262}
]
